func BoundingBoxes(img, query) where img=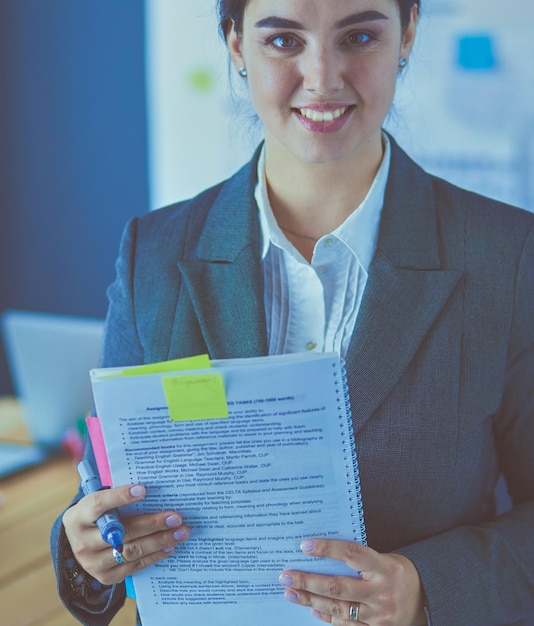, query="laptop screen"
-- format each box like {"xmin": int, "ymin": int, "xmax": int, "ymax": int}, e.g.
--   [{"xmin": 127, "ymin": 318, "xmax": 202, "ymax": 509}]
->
[{"xmin": 1, "ymin": 310, "xmax": 104, "ymax": 449}]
